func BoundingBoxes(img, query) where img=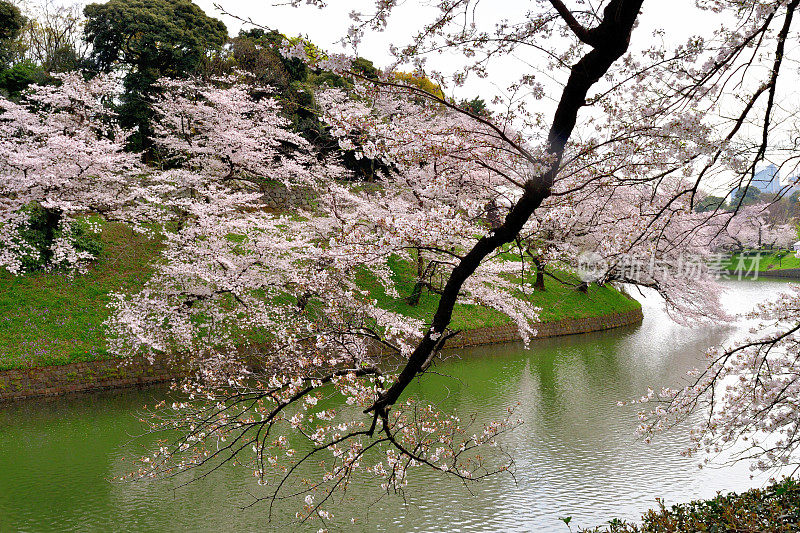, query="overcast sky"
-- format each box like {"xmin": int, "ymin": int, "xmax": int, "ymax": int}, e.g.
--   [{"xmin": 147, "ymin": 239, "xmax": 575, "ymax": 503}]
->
[
  {"xmin": 191, "ymin": 1, "xmax": 796, "ymax": 190},
  {"xmin": 188, "ymin": 0, "xmax": 717, "ymax": 99},
  {"xmin": 63, "ymin": 0, "xmax": 720, "ymax": 103}
]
